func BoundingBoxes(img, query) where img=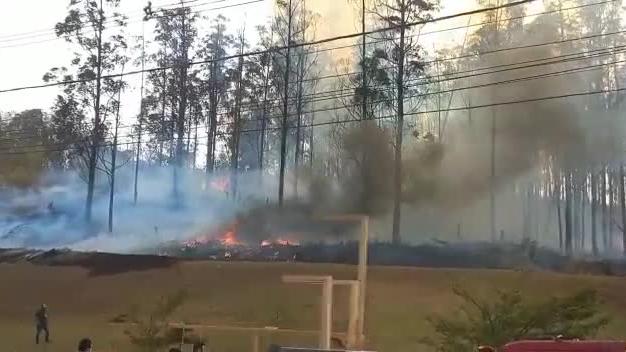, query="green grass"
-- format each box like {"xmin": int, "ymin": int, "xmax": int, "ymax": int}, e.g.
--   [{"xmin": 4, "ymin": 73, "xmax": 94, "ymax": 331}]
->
[{"xmin": 2, "ymin": 261, "xmax": 626, "ymax": 352}]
